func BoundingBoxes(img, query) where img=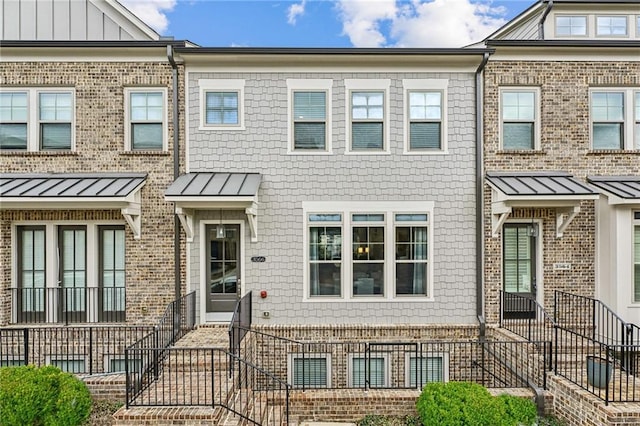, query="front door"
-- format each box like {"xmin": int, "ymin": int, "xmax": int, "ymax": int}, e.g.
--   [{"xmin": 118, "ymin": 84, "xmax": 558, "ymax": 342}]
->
[
  {"xmin": 503, "ymin": 223, "xmax": 537, "ymax": 319},
  {"xmin": 206, "ymin": 224, "xmax": 241, "ymax": 316}
]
